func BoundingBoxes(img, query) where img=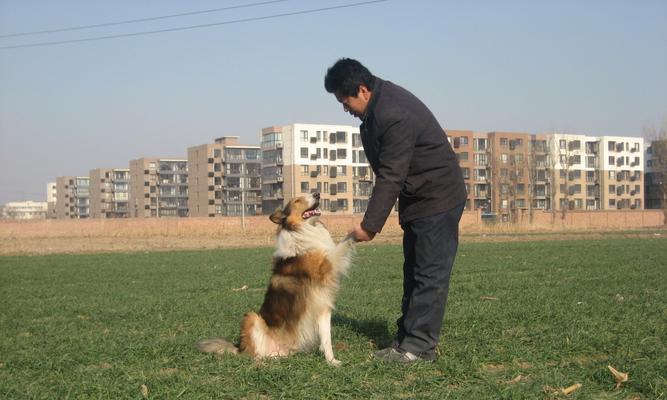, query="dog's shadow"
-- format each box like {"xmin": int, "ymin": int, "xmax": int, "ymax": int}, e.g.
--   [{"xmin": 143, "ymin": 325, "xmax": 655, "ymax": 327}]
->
[{"xmin": 333, "ymin": 314, "xmax": 393, "ymax": 348}]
